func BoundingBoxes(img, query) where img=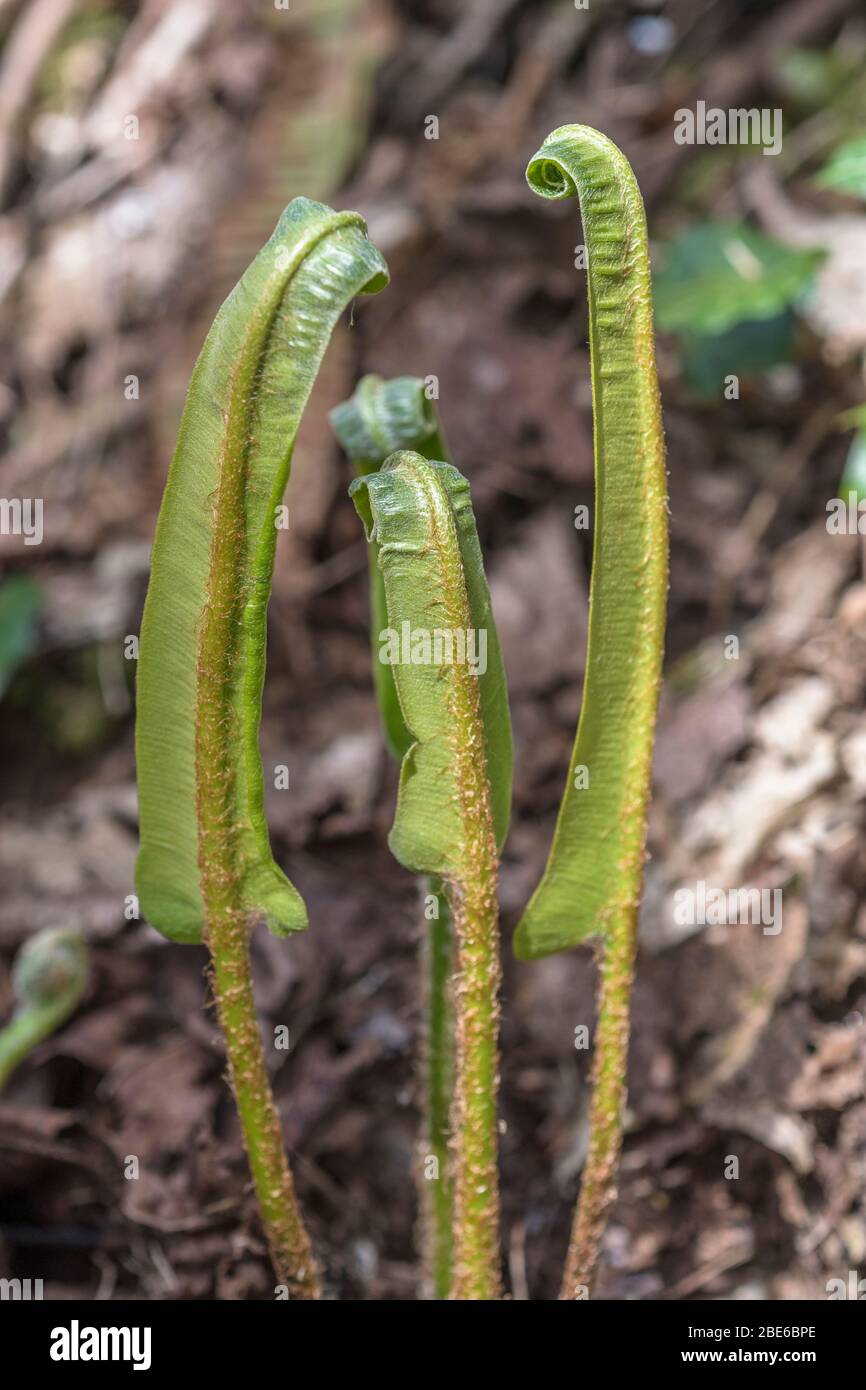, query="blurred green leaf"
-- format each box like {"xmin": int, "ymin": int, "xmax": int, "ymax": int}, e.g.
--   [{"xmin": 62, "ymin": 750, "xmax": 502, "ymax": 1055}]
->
[
  {"xmin": 814, "ymin": 135, "xmax": 866, "ymax": 200},
  {"xmin": 0, "ymin": 576, "xmax": 42, "ymax": 700},
  {"xmin": 776, "ymin": 48, "xmax": 856, "ymax": 110},
  {"xmin": 654, "ymin": 222, "xmax": 823, "ymax": 336},
  {"xmin": 840, "ymin": 426, "xmax": 866, "ymax": 503},
  {"xmin": 38, "ymin": 9, "xmax": 126, "ymax": 106},
  {"xmin": 680, "ymin": 312, "xmax": 795, "ymax": 397},
  {"xmin": 837, "ymin": 403, "xmax": 866, "ymax": 431}
]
